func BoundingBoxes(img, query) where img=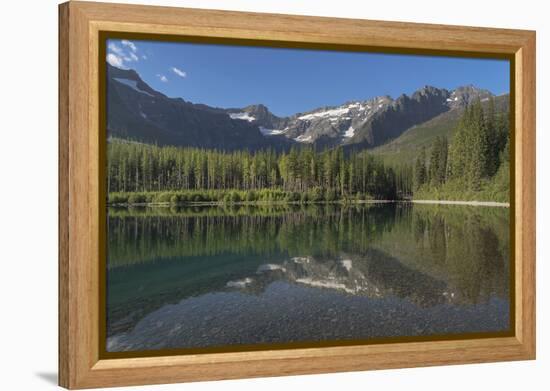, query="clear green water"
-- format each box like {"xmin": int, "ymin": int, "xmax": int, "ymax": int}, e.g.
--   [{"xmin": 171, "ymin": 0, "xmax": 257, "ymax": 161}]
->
[{"xmin": 106, "ymin": 203, "xmax": 510, "ymax": 352}]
